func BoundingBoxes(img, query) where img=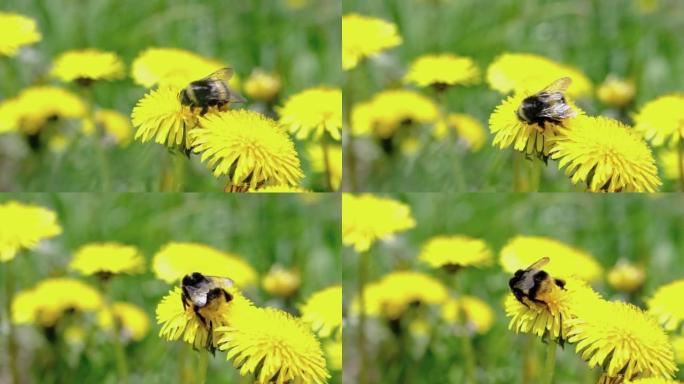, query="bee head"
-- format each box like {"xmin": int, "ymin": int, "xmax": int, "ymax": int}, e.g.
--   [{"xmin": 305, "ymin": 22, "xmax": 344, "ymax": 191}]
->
[
  {"xmin": 533, "ymin": 270, "xmax": 548, "ymax": 282},
  {"xmin": 178, "ymin": 88, "xmax": 191, "ymax": 106},
  {"xmin": 182, "ymin": 272, "xmax": 208, "ymax": 288}
]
